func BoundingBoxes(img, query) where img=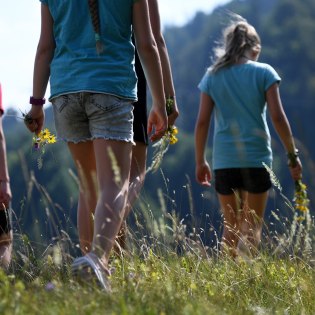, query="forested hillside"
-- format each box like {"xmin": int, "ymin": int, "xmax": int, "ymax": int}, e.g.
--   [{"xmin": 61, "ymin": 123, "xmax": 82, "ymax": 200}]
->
[{"xmin": 4, "ymin": 0, "xmax": 315, "ymax": 248}]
